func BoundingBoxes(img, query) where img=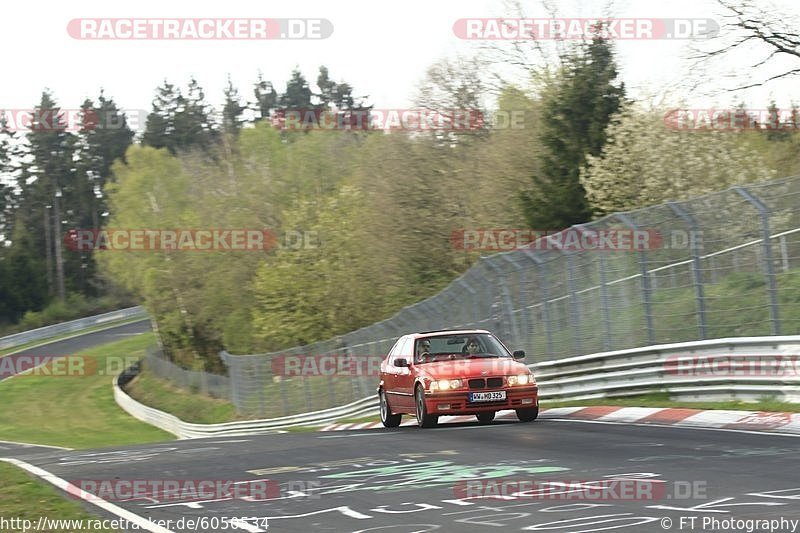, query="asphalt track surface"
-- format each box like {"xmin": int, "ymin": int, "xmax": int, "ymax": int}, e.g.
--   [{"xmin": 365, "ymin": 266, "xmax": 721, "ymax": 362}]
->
[{"xmin": 2, "ymin": 322, "xmax": 800, "ymax": 532}]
